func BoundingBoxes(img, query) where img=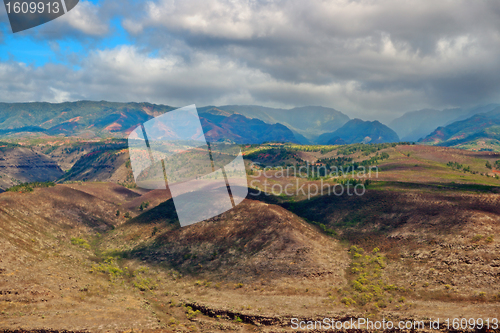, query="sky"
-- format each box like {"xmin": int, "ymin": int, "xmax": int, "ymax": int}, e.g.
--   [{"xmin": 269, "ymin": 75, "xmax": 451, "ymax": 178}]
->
[{"xmin": 0, "ymin": 0, "xmax": 500, "ymax": 123}]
